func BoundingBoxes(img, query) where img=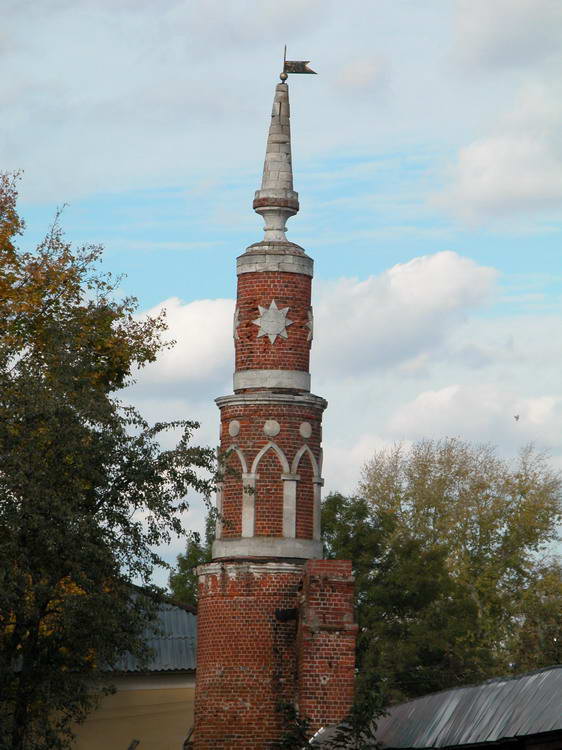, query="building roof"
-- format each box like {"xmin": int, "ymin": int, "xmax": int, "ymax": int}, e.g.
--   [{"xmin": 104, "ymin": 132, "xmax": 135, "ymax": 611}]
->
[
  {"xmin": 113, "ymin": 601, "xmax": 197, "ymax": 673},
  {"xmin": 376, "ymin": 666, "xmax": 562, "ymax": 749},
  {"xmin": 311, "ymin": 666, "xmax": 562, "ymax": 748}
]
